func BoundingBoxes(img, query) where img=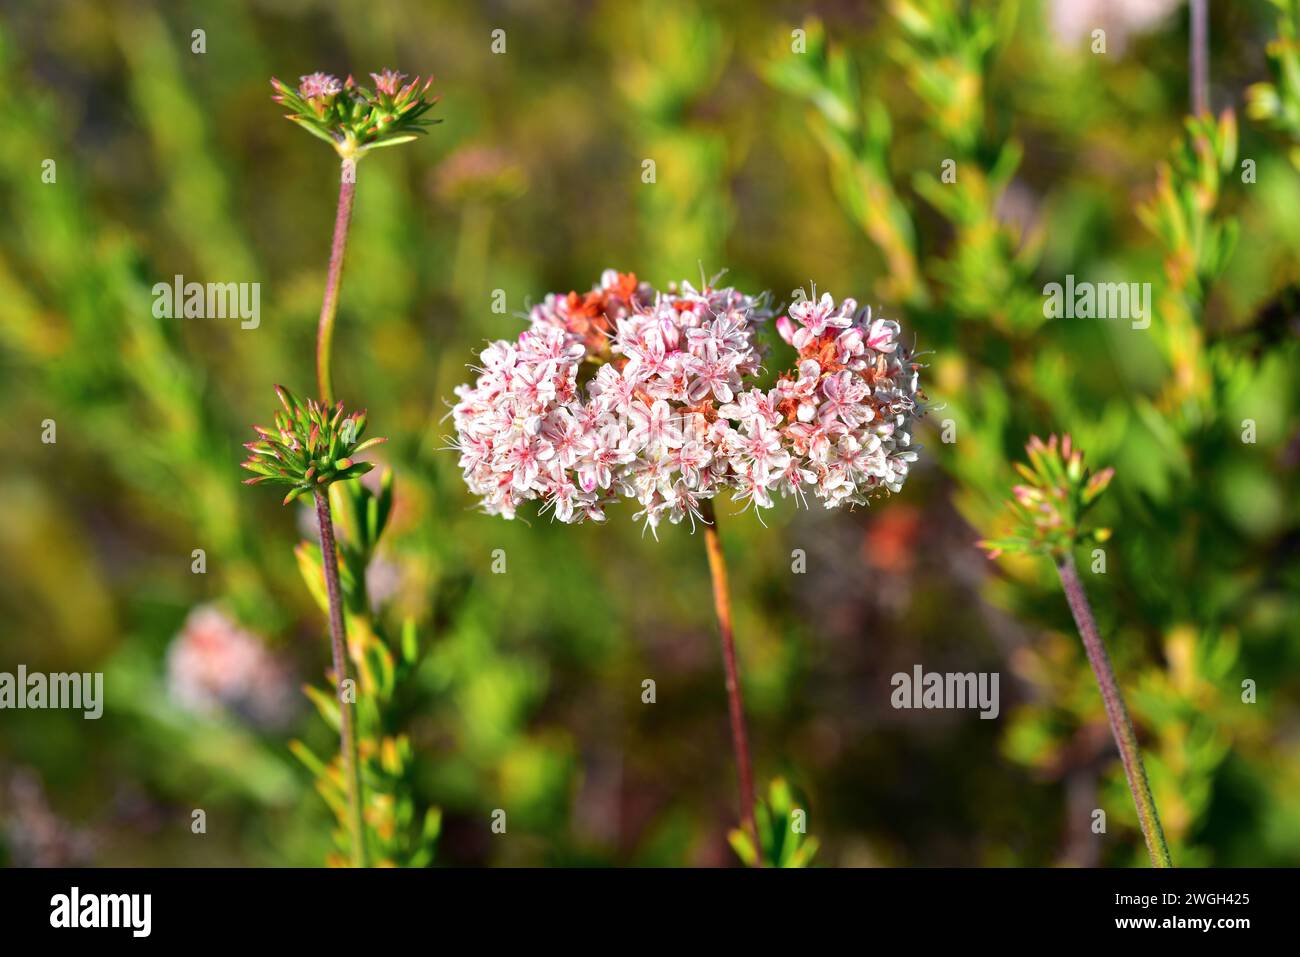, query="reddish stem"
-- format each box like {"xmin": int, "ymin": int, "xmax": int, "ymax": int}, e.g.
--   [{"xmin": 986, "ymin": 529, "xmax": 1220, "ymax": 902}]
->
[
  {"xmin": 699, "ymin": 499, "xmax": 761, "ymax": 864},
  {"xmin": 317, "ymin": 159, "xmax": 356, "ymax": 404},
  {"xmin": 314, "ymin": 486, "xmax": 368, "ymax": 867},
  {"xmin": 1057, "ymin": 555, "xmax": 1172, "ymax": 868},
  {"xmin": 1190, "ymin": 0, "xmax": 1209, "ymax": 116}
]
